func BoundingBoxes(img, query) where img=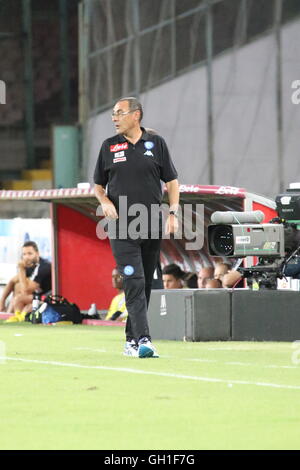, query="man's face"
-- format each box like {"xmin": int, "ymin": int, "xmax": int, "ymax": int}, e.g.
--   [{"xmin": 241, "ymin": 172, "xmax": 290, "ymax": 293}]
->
[
  {"xmin": 197, "ymin": 268, "xmax": 213, "ymax": 288},
  {"xmin": 163, "ymin": 274, "xmax": 182, "ymax": 289},
  {"xmin": 112, "ymin": 100, "xmax": 139, "ymax": 135},
  {"xmin": 214, "ymin": 265, "xmax": 229, "ymax": 281},
  {"xmin": 112, "ymin": 268, "xmax": 123, "ymax": 289},
  {"xmin": 205, "ymin": 279, "xmax": 221, "ymax": 289},
  {"xmin": 22, "ymin": 246, "xmax": 39, "ymax": 267}
]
